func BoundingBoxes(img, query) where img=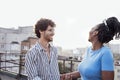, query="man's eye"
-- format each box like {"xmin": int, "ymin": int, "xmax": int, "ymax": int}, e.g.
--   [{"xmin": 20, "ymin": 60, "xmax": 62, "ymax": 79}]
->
[
  {"xmin": 49, "ymin": 29, "xmax": 54, "ymax": 31},
  {"xmin": 49, "ymin": 29, "xmax": 52, "ymax": 31}
]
